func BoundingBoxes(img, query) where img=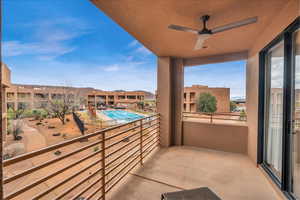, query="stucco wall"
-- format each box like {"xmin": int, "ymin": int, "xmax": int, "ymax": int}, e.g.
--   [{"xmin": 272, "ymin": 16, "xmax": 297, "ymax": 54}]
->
[
  {"xmin": 246, "ymin": 0, "xmax": 299, "ymax": 163},
  {"xmin": 1, "ymin": 63, "xmax": 11, "ymax": 87},
  {"xmin": 184, "ymin": 85, "xmax": 230, "ymax": 113},
  {"xmin": 183, "ymin": 121, "xmax": 248, "ymax": 154},
  {"xmin": 157, "ymin": 57, "xmax": 172, "ymax": 147}
]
